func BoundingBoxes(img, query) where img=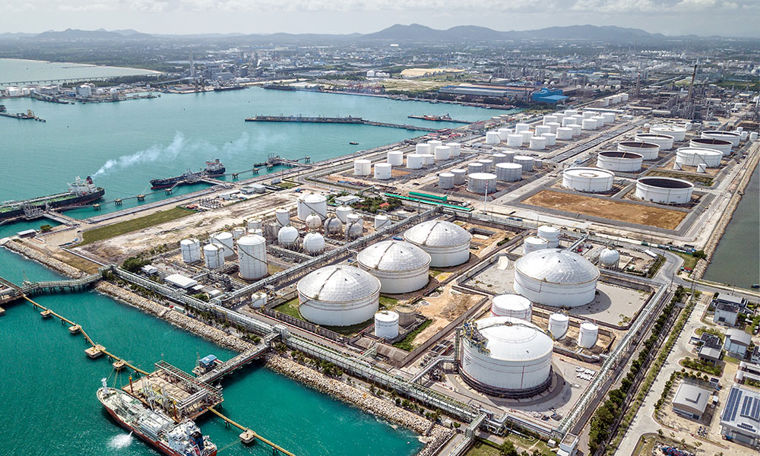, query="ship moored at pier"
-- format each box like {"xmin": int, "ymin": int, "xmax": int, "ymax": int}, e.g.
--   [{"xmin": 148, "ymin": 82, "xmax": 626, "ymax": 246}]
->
[{"xmin": 0, "ymin": 176, "xmax": 104, "ymax": 221}]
